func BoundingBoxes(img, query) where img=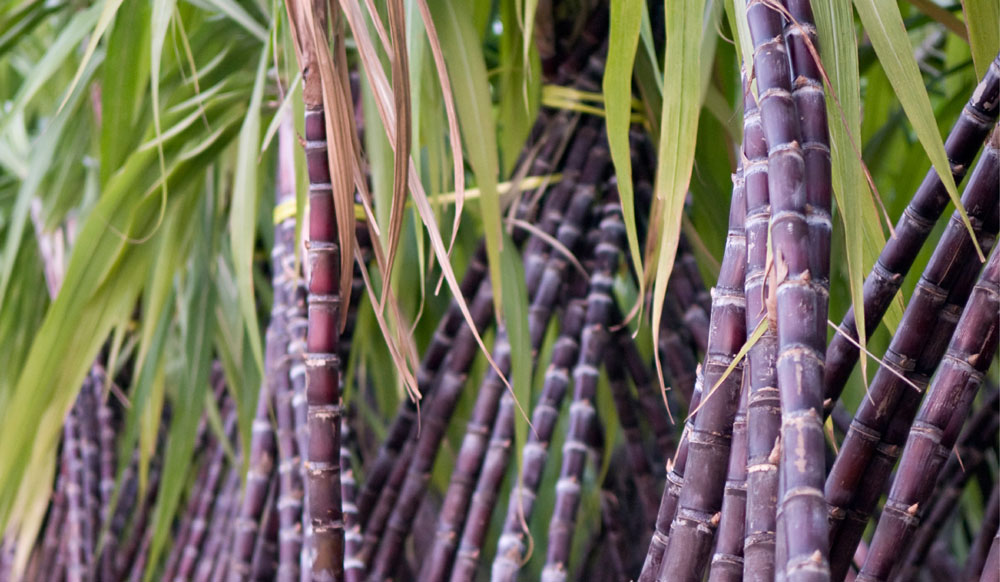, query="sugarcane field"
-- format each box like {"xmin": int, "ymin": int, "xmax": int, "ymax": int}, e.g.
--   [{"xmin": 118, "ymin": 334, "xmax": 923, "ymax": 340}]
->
[{"xmin": 2, "ymin": 0, "xmax": 1000, "ymax": 580}]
